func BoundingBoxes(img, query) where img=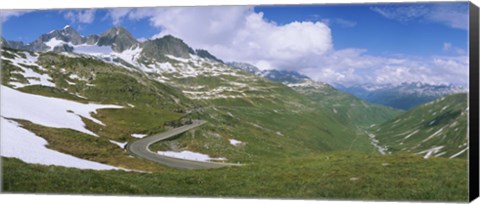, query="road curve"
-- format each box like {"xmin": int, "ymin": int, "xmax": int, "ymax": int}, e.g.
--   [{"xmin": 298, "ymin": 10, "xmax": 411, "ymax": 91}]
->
[{"xmin": 127, "ymin": 120, "xmax": 241, "ymax": 169}]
